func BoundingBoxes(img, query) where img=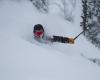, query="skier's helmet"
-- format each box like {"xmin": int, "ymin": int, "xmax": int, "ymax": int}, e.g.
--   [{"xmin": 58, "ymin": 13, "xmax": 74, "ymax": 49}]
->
[{"xmin": 33, "ymin": 24, "xmax": 44, "ymax": 38}]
